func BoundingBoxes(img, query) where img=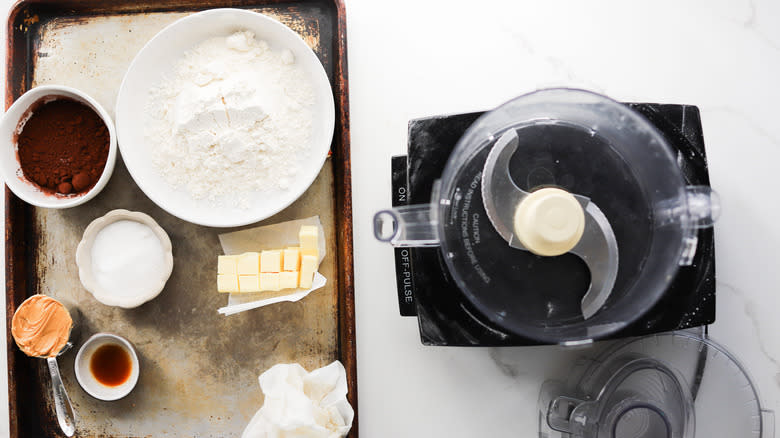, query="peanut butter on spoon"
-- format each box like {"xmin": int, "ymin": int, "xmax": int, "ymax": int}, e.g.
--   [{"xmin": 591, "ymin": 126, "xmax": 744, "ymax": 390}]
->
[{"xmin": 11, "ymin": 295, "xmax": 73, "ymax": 358}]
